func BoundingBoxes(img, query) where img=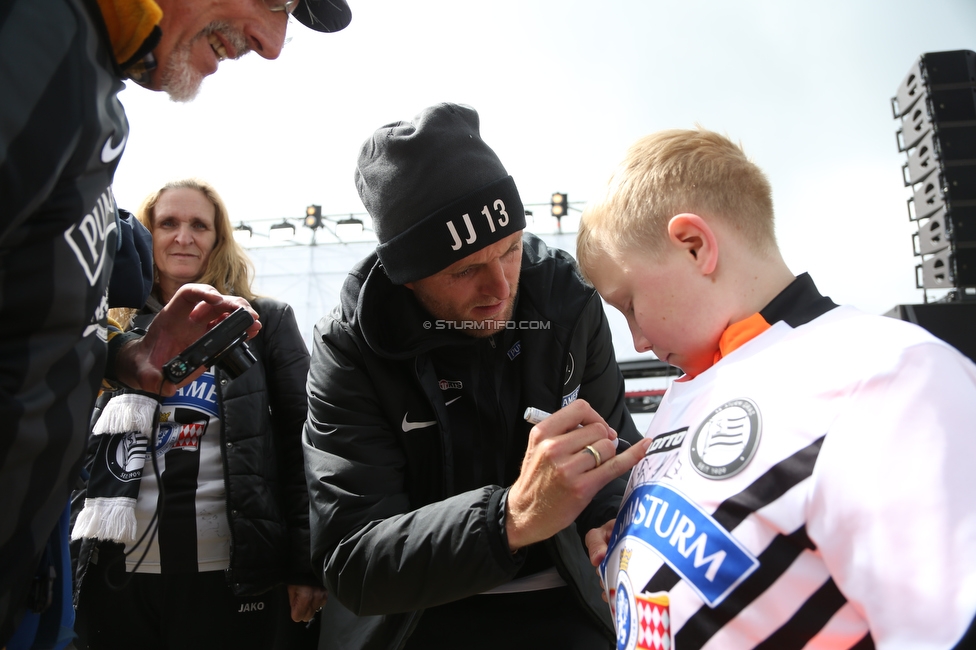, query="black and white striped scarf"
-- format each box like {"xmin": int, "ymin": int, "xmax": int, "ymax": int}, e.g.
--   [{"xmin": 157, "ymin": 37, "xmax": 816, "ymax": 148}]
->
[{"xmin": 71, "ymin": 392, "xmax": 161, "ymax": 544}]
